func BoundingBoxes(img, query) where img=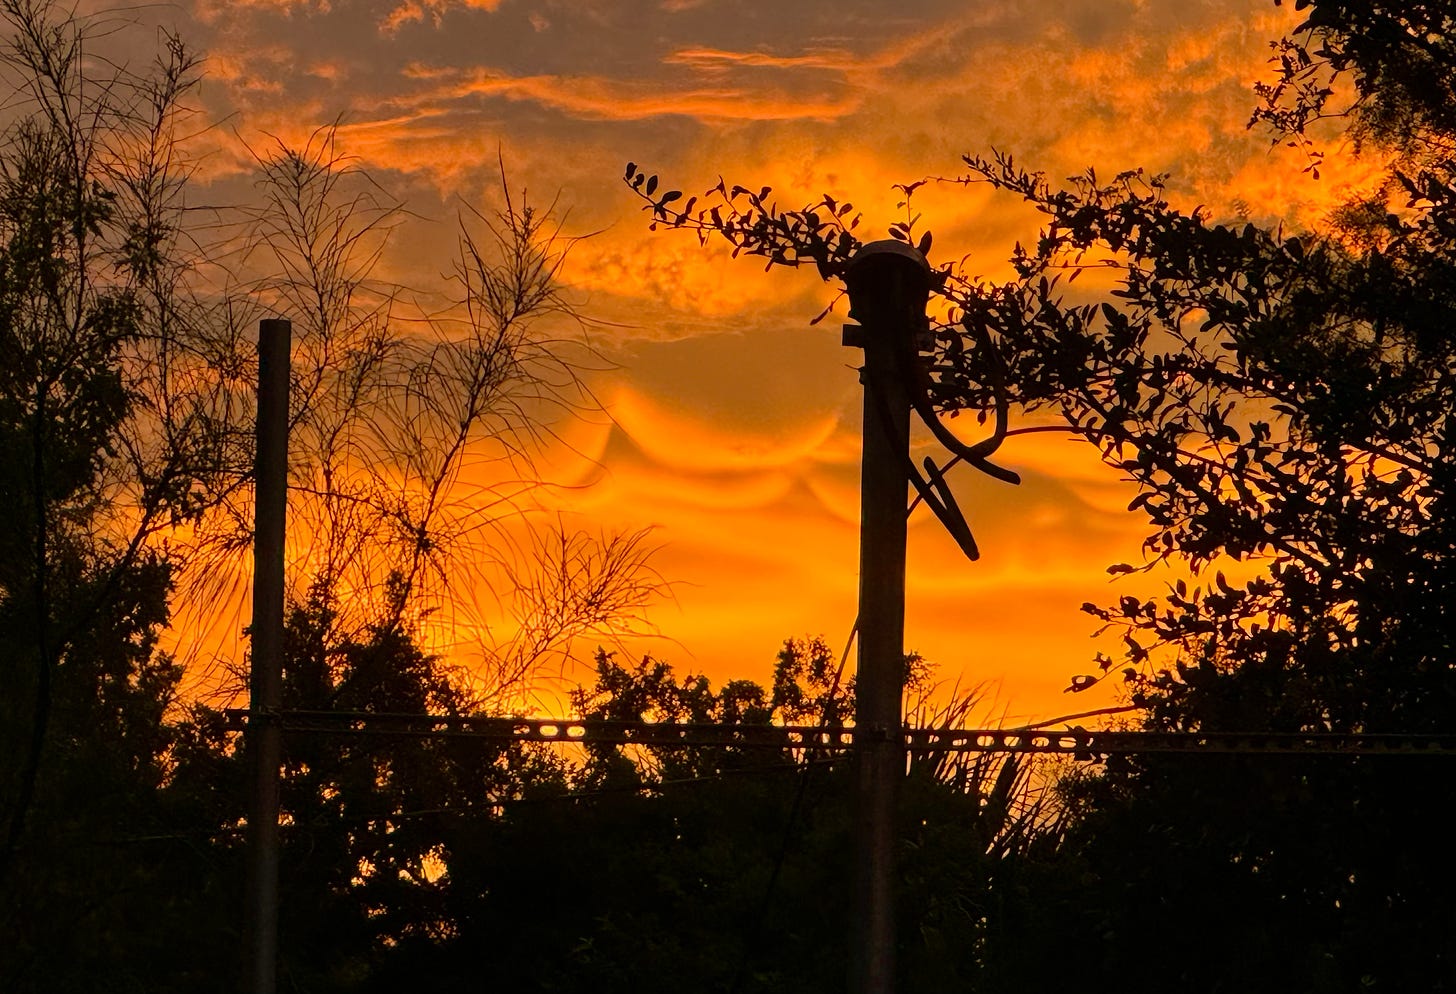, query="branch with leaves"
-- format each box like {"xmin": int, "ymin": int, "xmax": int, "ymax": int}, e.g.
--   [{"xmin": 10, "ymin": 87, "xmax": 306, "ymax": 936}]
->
[{"xmin": 624, "ymin": 98, "xmax": 1456, "ymax": 733}]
